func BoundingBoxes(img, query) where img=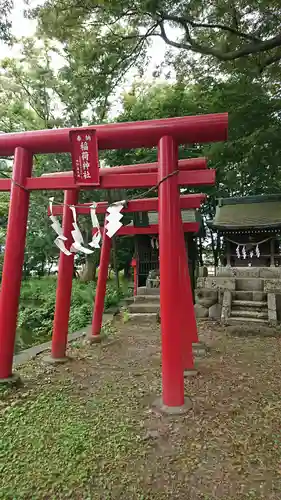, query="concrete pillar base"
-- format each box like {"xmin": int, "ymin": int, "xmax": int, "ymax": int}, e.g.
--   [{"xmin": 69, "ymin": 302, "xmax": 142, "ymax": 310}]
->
[
  {"xmin": 88, "ymin": 334, "xmax": 102, "ymax": 344},
  {"xmin": 42, "ymin": 355, "xmax": 69, "ymax": 365},
  {"xmin": 184, "ymin": 368, "xmax": 199, "ymax": 377},
  {"xmin": 0, "ymin": 373, "xmax": 22, "ymax": 387},
  {"xmin": 192, "ymin": 342, "xmax": 208, "ymax": 356},
  {"xmin": 192, "ymin": 341, "xmax": 207, "ymax": 349},
  {"xmin": 152, "ymin": 396, "xmax": 192, "ymax": 415}
]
